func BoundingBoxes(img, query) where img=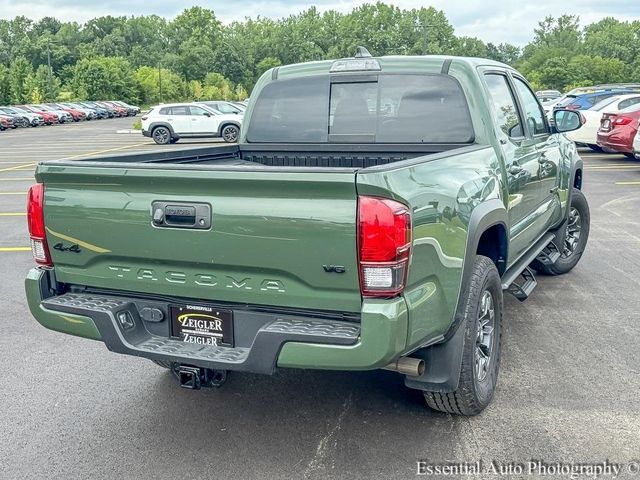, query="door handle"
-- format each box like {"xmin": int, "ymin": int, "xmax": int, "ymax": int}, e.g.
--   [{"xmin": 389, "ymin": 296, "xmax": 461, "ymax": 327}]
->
[{"xmin": 509, "ymin": 164, "xmax": 523, "ymax": 175}]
